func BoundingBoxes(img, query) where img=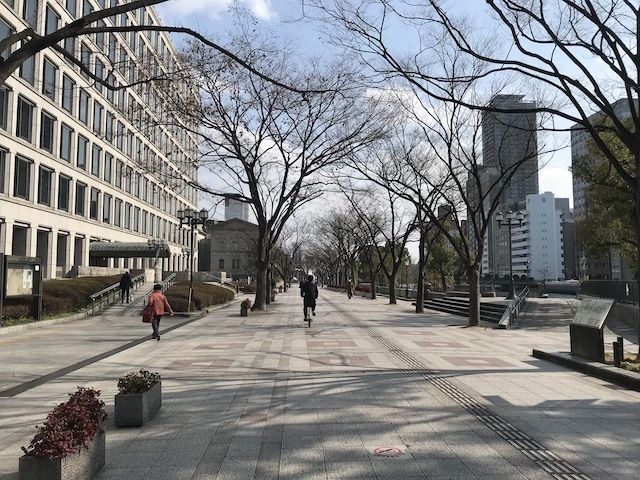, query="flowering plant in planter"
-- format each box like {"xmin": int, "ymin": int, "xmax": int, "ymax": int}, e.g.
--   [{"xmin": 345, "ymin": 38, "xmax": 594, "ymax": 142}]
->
[
  {"xmin": 22, "ymin": 387, "xmax": 107, "ymax": 459},
  {"xmin": 241, "ymin": 298, "xmax": 252, "ymax": 310},
  {"xmin": 117, "ymin": 370, "xmax": 161, "ymax": 395}
]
